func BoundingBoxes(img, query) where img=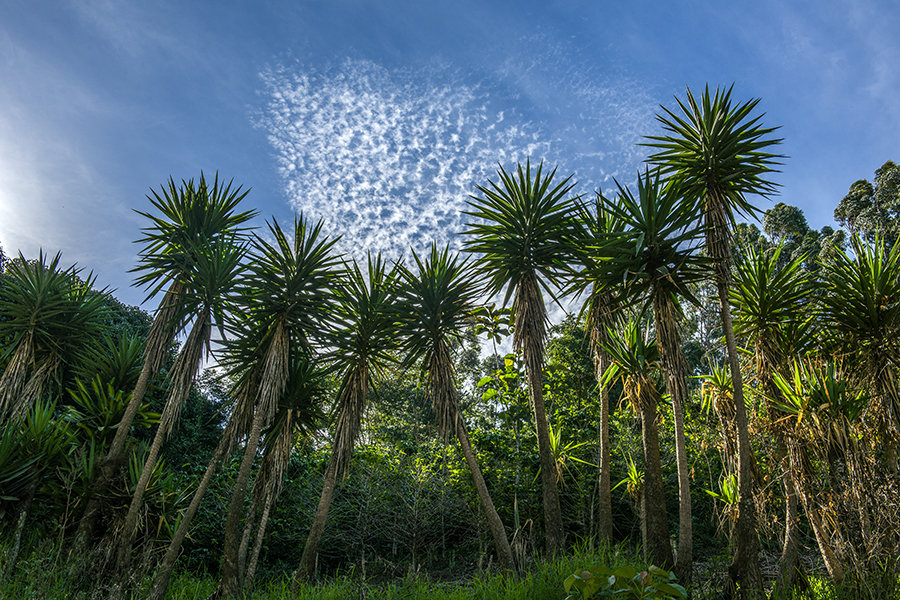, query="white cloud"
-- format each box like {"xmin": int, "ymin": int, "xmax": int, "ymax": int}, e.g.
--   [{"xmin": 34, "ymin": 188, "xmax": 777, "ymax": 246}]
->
[{"xmin": 259, "ymin": 57, "xmax": 656, "ymax": 267}]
